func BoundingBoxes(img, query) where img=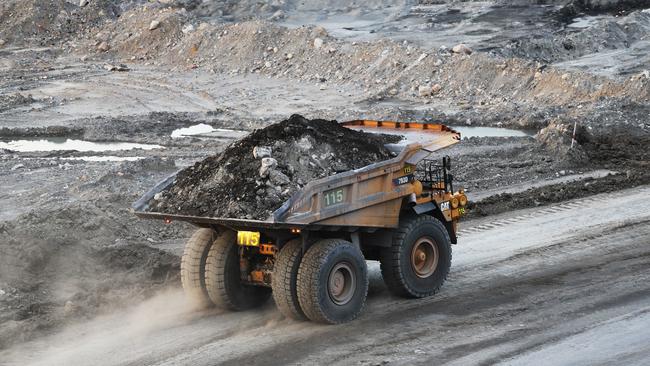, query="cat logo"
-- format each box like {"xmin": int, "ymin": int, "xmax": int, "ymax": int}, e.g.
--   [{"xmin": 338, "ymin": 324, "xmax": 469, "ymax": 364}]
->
[{"xmin": 439, "ymin": 201, "xmax": 450, "ymax": 211}]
